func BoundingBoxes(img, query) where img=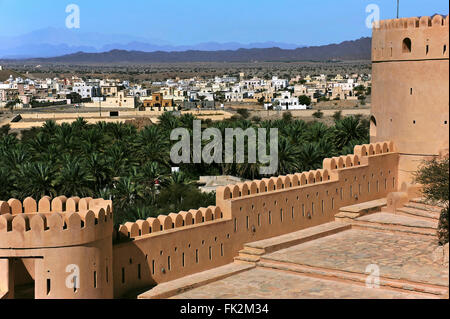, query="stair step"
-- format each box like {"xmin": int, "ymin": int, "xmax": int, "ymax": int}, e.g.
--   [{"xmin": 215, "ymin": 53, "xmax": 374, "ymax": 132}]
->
[
  {"xmin": 404, "ymin": 202, "xmax": 443, "ymax": 213},
  {"xmin": 244, "ymin": 222, "xmax": 351, "ymax": 255},
  {"xmin": 338, "ymin": 198, "xmax": 387, "ymax": 217},
  {"xmin": 349, "ymin": 212, "xmax": 438, "ymax": 238},
  {"xmin": 138, "ymin": 263, "xmax": 254, "ymax": 299},
  {"xmin": 357, "ymin": 212, "xmax": 438, "ymax": 229},
  {"xmin": 239, "ymin": 247, "xmax": 265, "ymax": 256},
  {"xmin": 410, "ymin": 198, "xmax": 446, "ymax": 209},
  {"xmin": 352, "ymin": 223, "xmax": 436, "ymax": 239},
  {"xmin": 234, "ymin": 254, "xmax": 261, "ymax": 264},
  {"xmin": 257, "ymin": 259, "xmax": 448, "ymax": 297},
  {"xmin": 397, "ymin": 207, "xmax": 440, "ymax": 222}
]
